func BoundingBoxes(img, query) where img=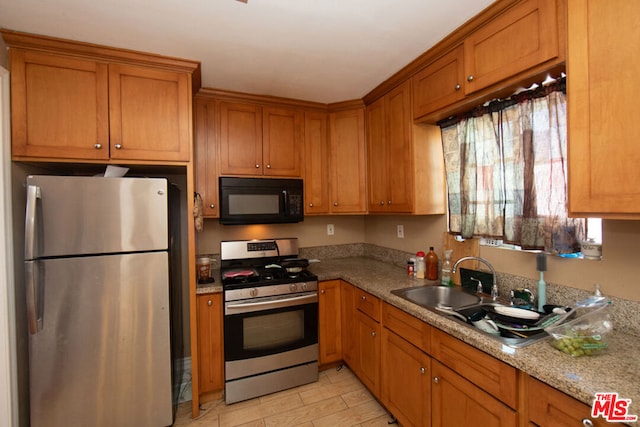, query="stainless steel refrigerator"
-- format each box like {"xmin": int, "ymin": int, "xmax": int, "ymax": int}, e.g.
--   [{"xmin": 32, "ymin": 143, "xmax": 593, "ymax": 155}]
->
[{"xmin": 23, "ymin": 175, "xmax": 182, "ymax": 427}]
